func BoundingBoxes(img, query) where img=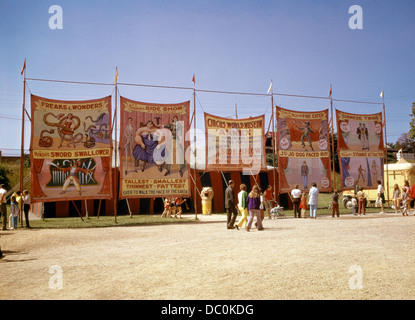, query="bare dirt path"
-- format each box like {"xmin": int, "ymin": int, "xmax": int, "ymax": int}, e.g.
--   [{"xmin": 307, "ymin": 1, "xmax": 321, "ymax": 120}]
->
[{"xmin": 1, "ymin": 213, "xmax": 414, "ymax": 300}]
